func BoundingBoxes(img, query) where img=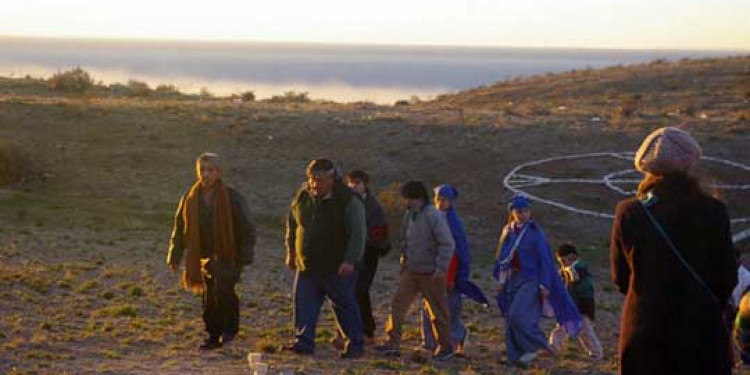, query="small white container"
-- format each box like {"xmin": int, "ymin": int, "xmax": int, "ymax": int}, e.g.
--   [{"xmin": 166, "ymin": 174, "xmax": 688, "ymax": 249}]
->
[
  {"xmin": 253, "ymin": 362, "xmax": 268, "ymax": 375},
  {"xmin": 247, "ymin": 352, "xmax": 263, "ymax": 367}
]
